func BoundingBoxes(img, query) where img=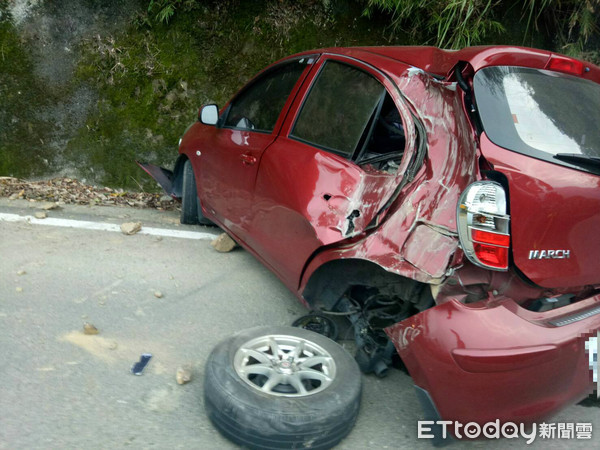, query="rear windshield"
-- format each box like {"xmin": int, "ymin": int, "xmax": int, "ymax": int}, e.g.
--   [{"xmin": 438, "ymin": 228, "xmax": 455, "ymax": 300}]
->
[{"xmin": 474, "ymin": 66, "xmax": 600, "ymax": 160}]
